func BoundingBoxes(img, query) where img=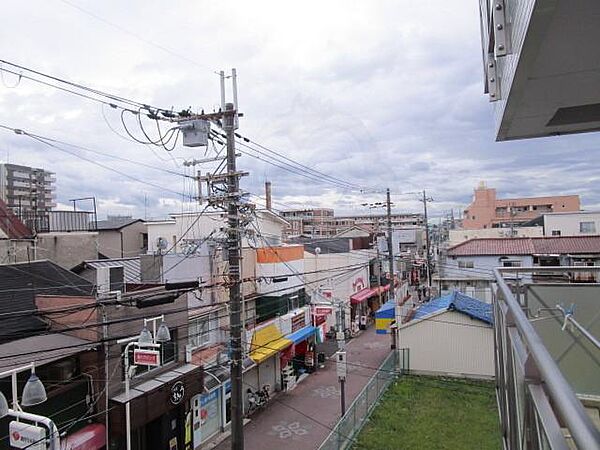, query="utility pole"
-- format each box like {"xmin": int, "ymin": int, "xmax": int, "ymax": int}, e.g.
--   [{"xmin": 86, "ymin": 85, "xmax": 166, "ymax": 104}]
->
[
  {"xmin": 386, "ymin": 188, "xmax": 395, "ymax": 301},
  {"xmin": 225, "ymin": 98, "xmax": 244, "ymax": 450},
  {"xmin": 179, "ymin": 70, "xmax": 245, "ymax": 450},
  {"xmin": 421, "ymin": 190, "xmax": 433, "ymax": 288}
]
